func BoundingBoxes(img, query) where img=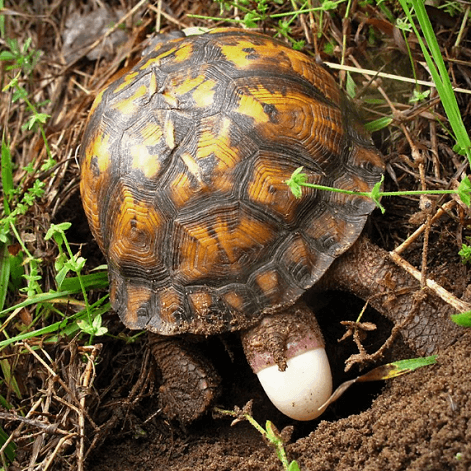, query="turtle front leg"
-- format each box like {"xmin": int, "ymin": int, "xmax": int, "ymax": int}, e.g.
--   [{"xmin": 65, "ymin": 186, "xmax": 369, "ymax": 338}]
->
[
  {"xmin": 148, "ymin": 333, "xmax": 221, "ymax": 424},
  {"xmin": 241, "ymin": 301, "xmax": 333, "ymax": 421}
]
